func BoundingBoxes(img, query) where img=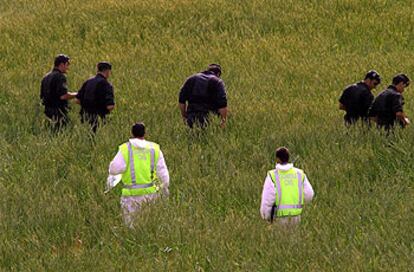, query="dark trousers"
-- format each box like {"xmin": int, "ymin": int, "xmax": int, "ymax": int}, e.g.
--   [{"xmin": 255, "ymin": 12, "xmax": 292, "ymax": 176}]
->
[
  {"xmin": 81, "ymin": 111, "xmax": 106, "ymax": 133},
  {"xmin": 186, "ymin": 113, "xmax": 209, "ymax": 128},
  {"xmin": 44, "ymin": 107, "xmax": 69, "ymax": 132}
]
